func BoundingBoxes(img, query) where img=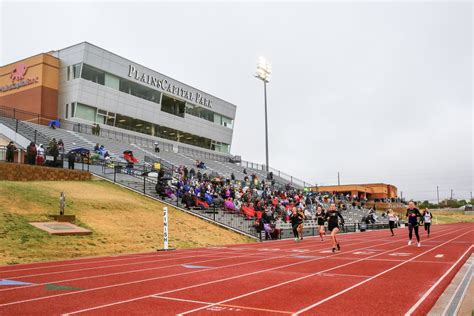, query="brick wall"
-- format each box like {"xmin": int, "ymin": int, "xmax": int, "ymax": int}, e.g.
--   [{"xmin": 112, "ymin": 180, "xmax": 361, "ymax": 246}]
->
[{"xmin": 0, "ymin": 162, "xmax": 91, "ymax": 181}]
